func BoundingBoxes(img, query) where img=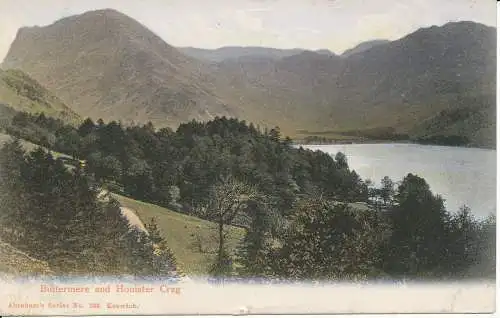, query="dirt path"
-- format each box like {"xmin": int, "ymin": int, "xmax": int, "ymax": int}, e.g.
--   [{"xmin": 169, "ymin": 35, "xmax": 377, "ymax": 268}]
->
[
  {"xmin": 97, "ymin": 190, "xmax": 148, "ymax": 233},
  {"xmin": 119, "ymin": 206, "xmax": 148, "ymax": 233},
  {"xmin": 98, "ymin": 189, "xmax": 190, "ymax": 281}
]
